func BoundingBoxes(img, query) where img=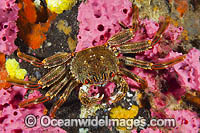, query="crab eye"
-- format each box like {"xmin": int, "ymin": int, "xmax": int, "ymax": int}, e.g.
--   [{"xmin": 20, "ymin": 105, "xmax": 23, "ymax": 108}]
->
[
  {"xmin": 110, "ymin": 72, "xmax": 115, "ymax": 78},
  {"xmin": 84, "ymin": 79, "xmax": 90, "ymax": 84}
]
